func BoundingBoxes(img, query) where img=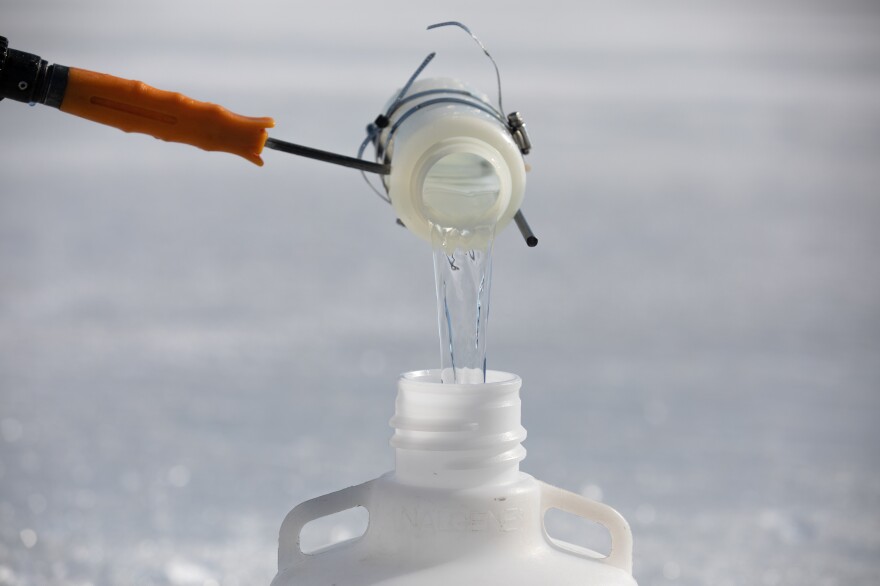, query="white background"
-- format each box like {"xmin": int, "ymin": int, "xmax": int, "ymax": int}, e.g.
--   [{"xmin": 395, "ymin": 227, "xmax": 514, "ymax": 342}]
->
[{"xmin": 2, "ymin": 1, "xmax": 879, "ymax": 584}]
